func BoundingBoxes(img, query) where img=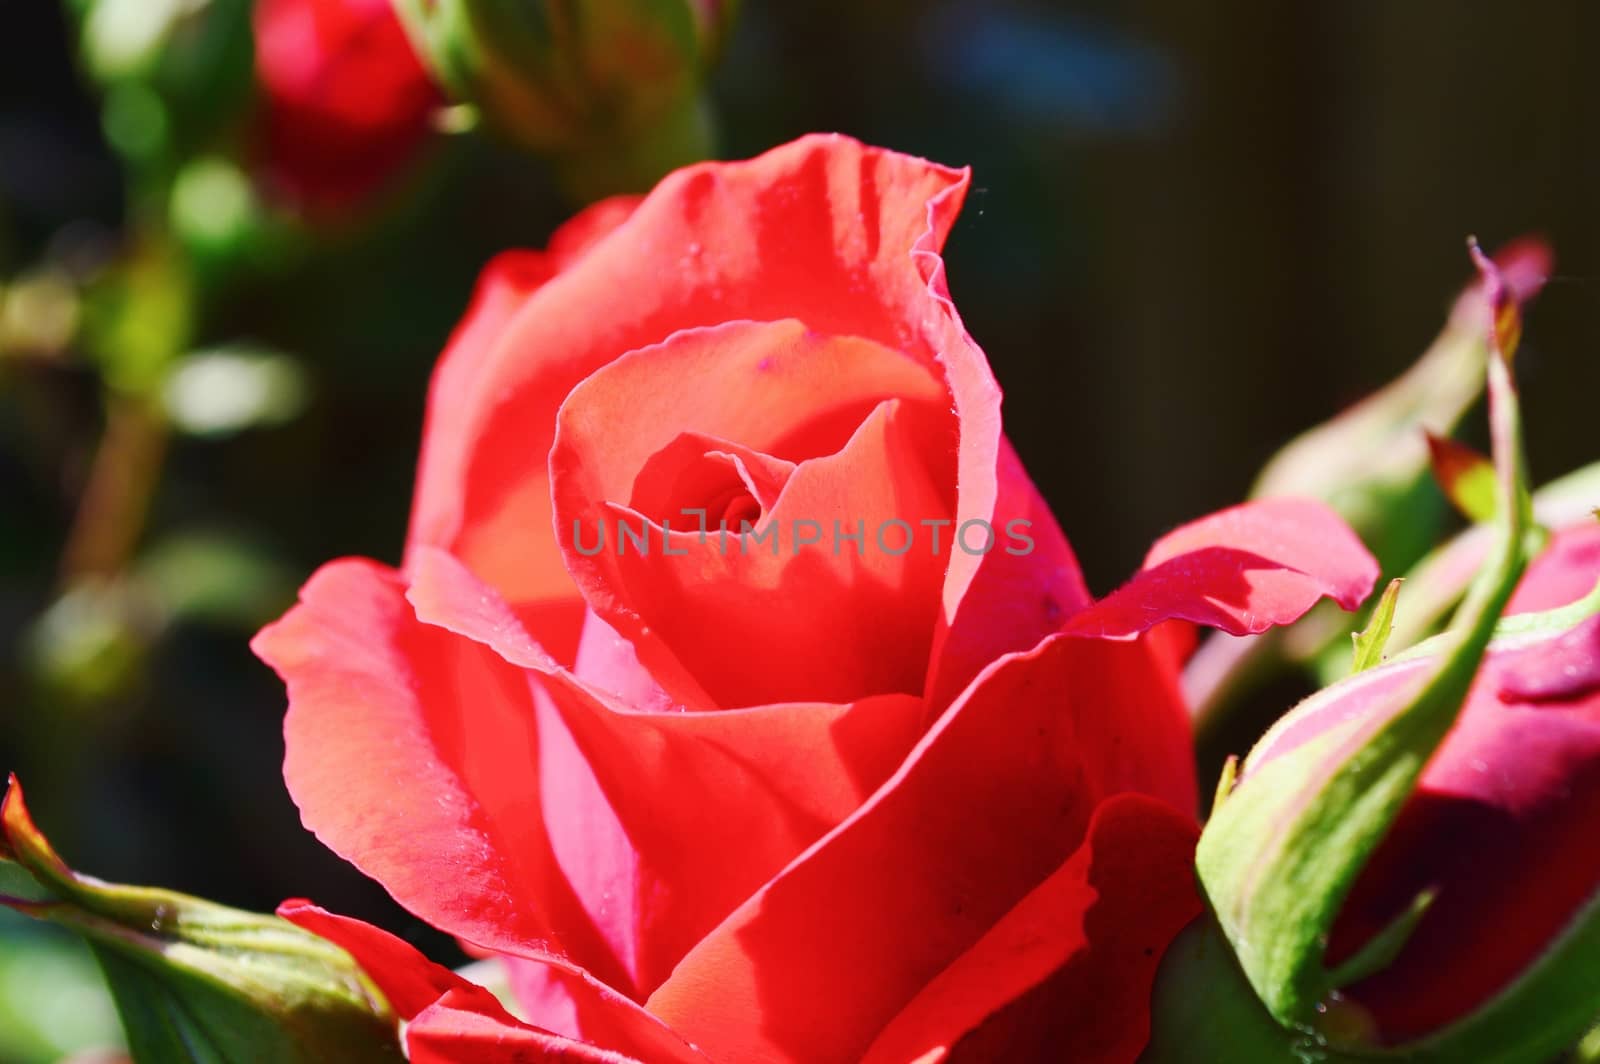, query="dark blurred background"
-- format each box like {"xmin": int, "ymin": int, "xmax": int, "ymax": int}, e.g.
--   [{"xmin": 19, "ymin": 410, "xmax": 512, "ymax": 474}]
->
[{"xmin": 2, "ymin": 1, "xmax": 1597, "ymax": 1058}]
